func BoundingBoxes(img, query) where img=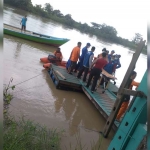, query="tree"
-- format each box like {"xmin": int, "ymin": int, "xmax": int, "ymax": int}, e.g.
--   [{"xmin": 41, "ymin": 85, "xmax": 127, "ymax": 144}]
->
[
  {"xmin": 4, "ymin": 0, "xmax": 33, "ymax": 11},
  {"xmin": 91, "ymin": 22, "xmax": 101, "ymax": 29},
  {"xmin": 64, "ymin": 14, "xmax": 72, "ymax": 20},
  {"xmin": 44, "ymin": 3, "xmax": 53, "ymax": 14},
  {"xmin": 132, "ymin": 33, "xmax": 143, "ymax": 44},
  {"xmin": 64, "ymin": 14, "xmax": 74, "ymax": 26},
  {"xmin": 100, "ymin": 24, "xmax": 118, "ymax": 37},
  {"xmin": 53, "ymin": 10, "xmax": 63, "ymax": 17}
]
